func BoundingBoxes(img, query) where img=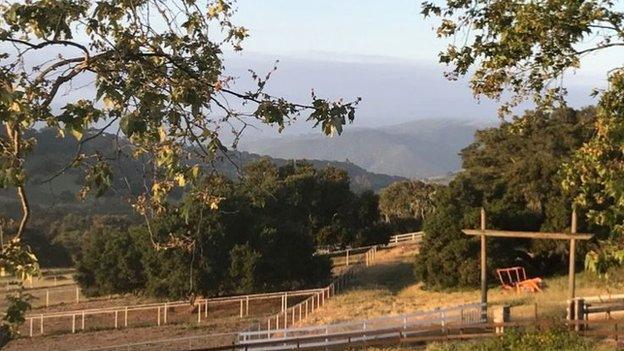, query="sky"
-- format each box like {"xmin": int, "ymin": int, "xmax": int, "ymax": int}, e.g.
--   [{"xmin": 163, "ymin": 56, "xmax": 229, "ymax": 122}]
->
[
  {"xmin": 232, "ymin": 0, "xmax": 438, "ymax": 61},
  {"xmin": 5, "ymin": 0, "xmax": 615, "ymax": 138},
  {"xmin": 212, "ymin": 0, "xmax": 615, "ymax": 136}
]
